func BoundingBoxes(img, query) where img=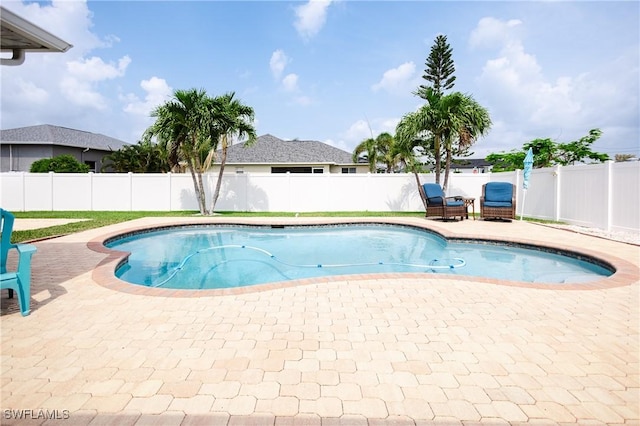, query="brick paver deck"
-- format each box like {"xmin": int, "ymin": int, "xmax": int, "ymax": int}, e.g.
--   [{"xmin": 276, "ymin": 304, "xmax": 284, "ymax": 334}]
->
[{"xmin": 1, "ymin": 217, "xmax": 638, "ymax": 425}]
